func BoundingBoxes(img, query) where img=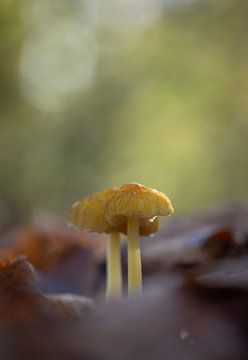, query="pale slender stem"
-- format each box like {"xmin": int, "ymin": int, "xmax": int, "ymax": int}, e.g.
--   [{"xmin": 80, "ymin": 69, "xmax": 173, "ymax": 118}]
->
[
  {"xmin": 127, "ymin": 217, "xmax": 142, "ymax": 296},
  {"xmin": 106, "ymin": 232, "xmax": 122, "ymax": 299}
]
